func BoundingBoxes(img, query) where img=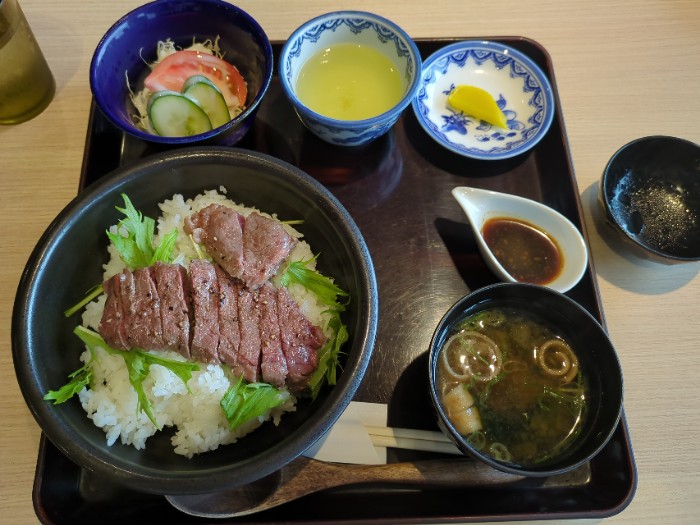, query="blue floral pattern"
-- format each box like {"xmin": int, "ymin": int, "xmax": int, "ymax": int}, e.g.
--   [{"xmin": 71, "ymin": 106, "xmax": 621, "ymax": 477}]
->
[
  {"xmin": 411, "ymin": 41, "xmax": 555, "ymax": 160},
  {"xmin": 439, "ymin": 84, "xmax": 525, "ymax": 142}
]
